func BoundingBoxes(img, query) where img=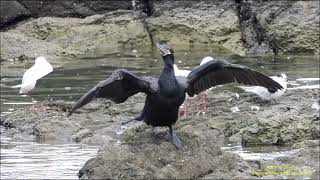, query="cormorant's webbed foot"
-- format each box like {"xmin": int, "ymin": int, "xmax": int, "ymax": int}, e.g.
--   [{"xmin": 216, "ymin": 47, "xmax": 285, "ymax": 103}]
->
[{"xmin": 165, "ymin": 126, "xmax": 181, "ymax": 149}]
